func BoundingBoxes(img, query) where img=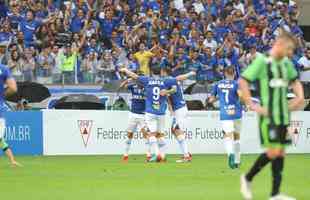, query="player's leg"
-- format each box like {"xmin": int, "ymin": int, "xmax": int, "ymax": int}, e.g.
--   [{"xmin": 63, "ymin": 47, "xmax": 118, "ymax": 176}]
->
[
  {"xmin": 173, "ymin": 107, "xmax": 191, "ymax": 162},
  {"xmin": 221, "ymin": 120, "xmax": 235, "ymax": 169},
  {"xmin": 156, "ymin": 115, "xmax": 167, "ymax": 162},
  {"xmin": 241, "ymin": 120, "xmax": 271, "ymax": 199},
  {"xmin": 233, "ymin": 119, "xmax": 242, "ymax": 167},
  {"xmin": 141, "ymin": 127, "xmax": 151, "ymax": 160},
  {"xmin": 123, "ymin": 131, "xmax": 134, "ymax": 161},
  {"xmin": 0, "ymin": 119, "xmax": 20, "ymax": 167},
  {"xmin": 123, "ymin": 113, "xmax": 138, "ymax": 160},
  {"xmin": 145, "ymin": 113, "xmax": 160, "ymax": 162},
  {"xmin": 268, "ymin": 126, "xmax": 295, "ymax": 200}
]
